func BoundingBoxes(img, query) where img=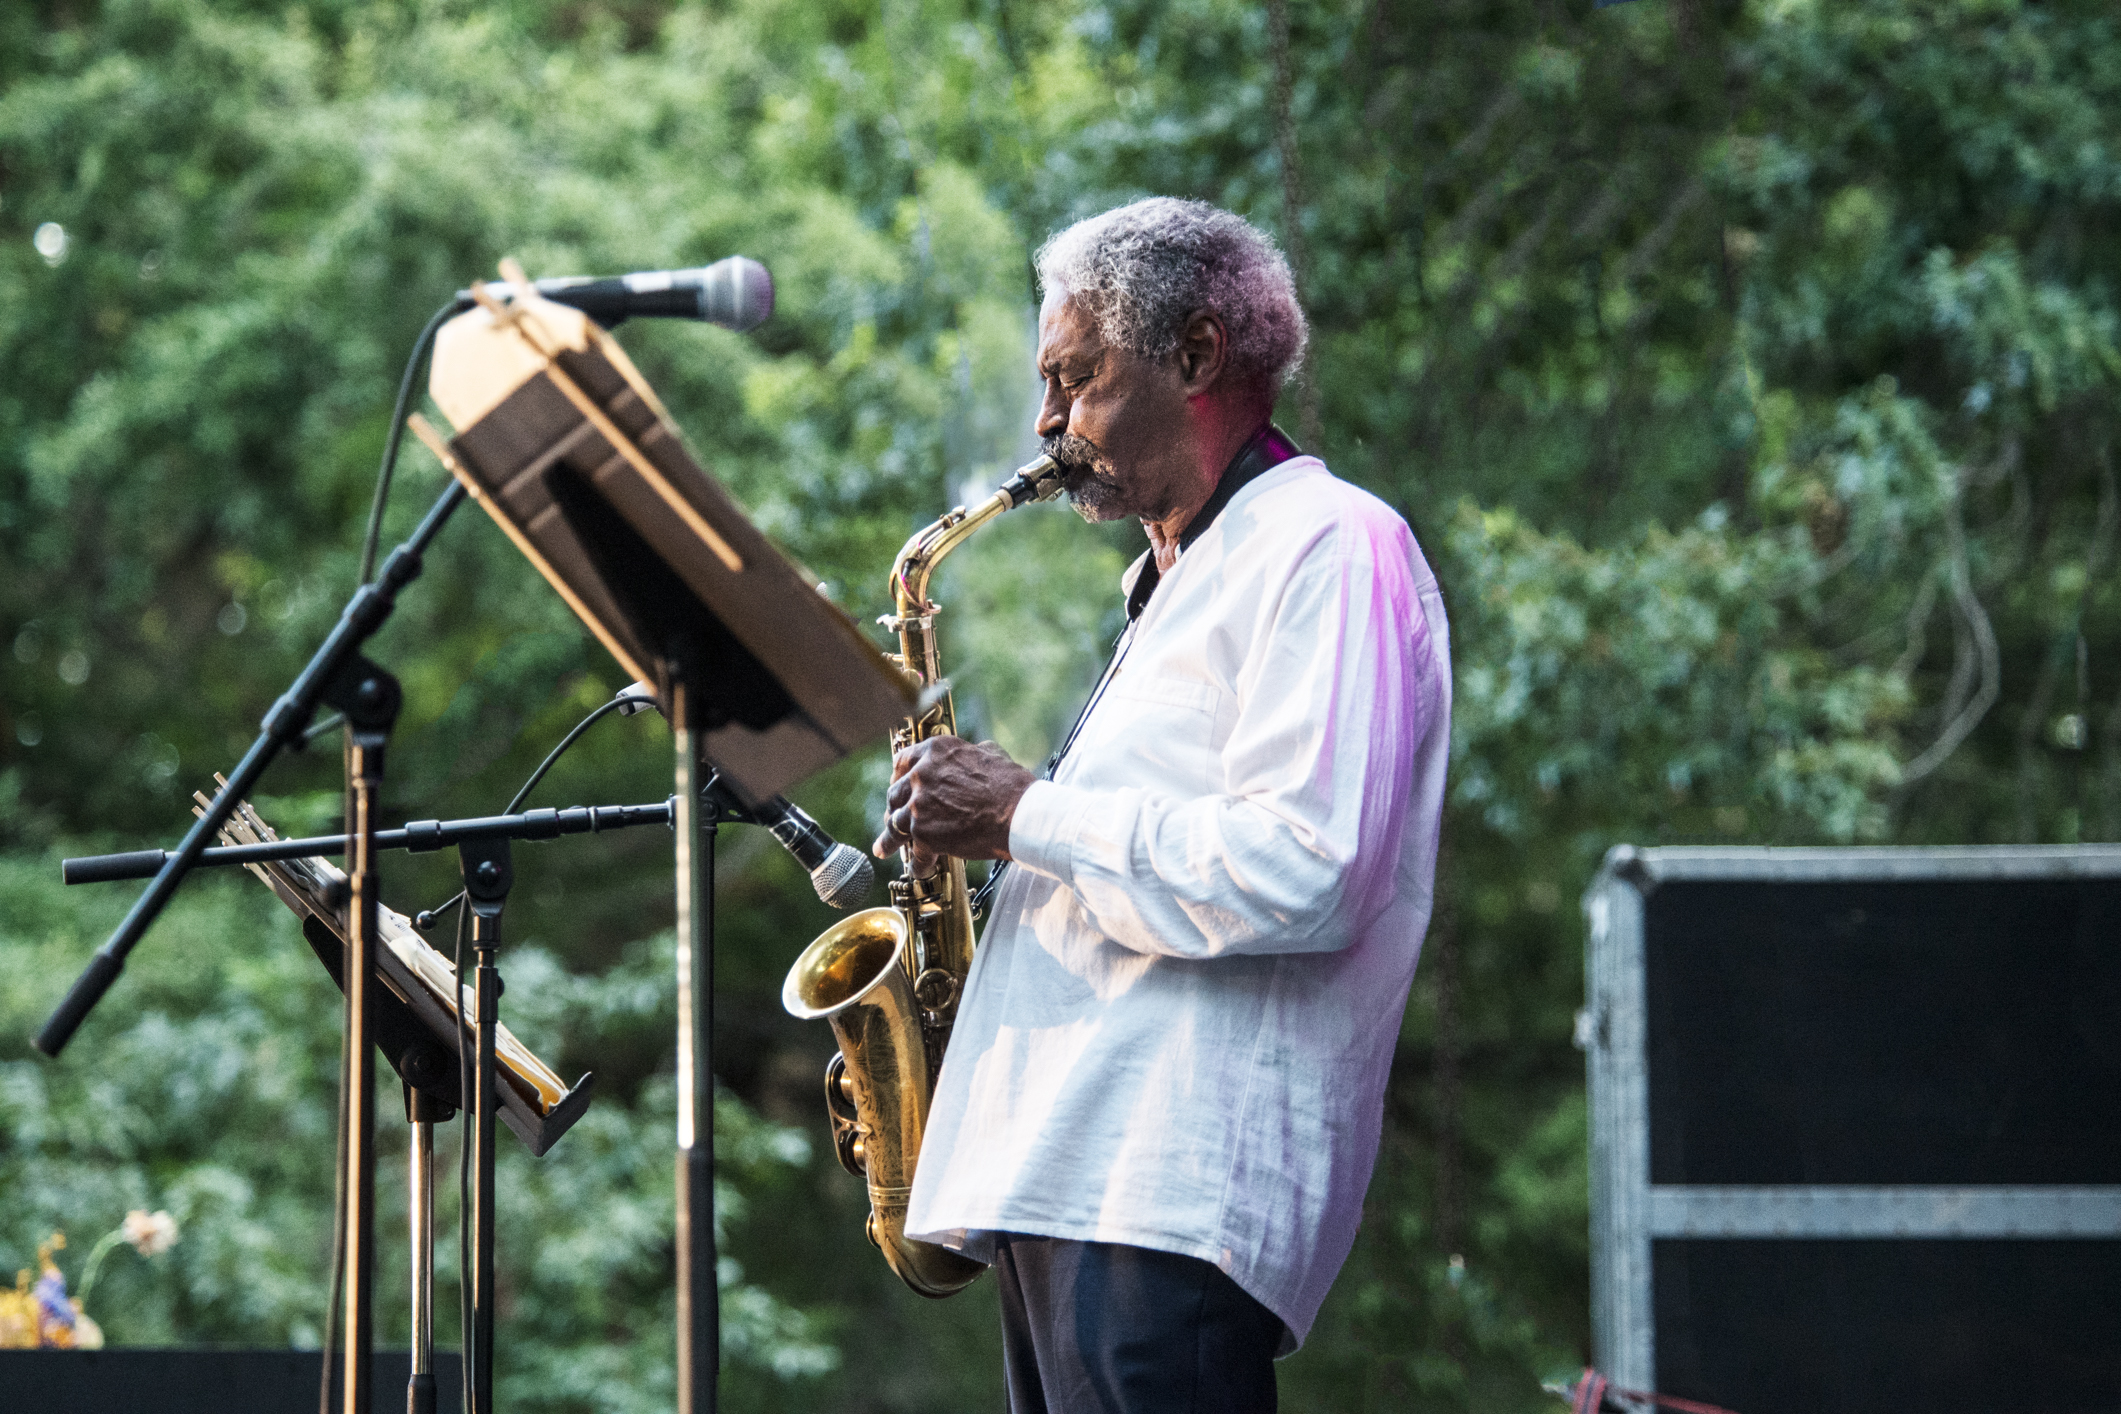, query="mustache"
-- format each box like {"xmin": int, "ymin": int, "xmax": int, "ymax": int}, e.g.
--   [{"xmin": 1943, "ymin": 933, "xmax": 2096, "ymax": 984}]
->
[{"xmin": 1042, "ymin": 433, "xmax": 1109, "ymax": 478}]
